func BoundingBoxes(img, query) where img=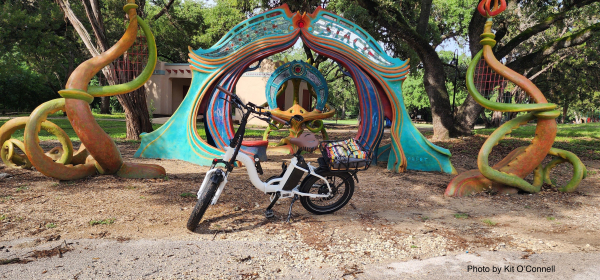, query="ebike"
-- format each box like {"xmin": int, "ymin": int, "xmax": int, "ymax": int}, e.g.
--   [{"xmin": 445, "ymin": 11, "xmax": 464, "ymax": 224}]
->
[{"xmin": 187, "ymin": 86, "xmax": 372, "ymax": 231}]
